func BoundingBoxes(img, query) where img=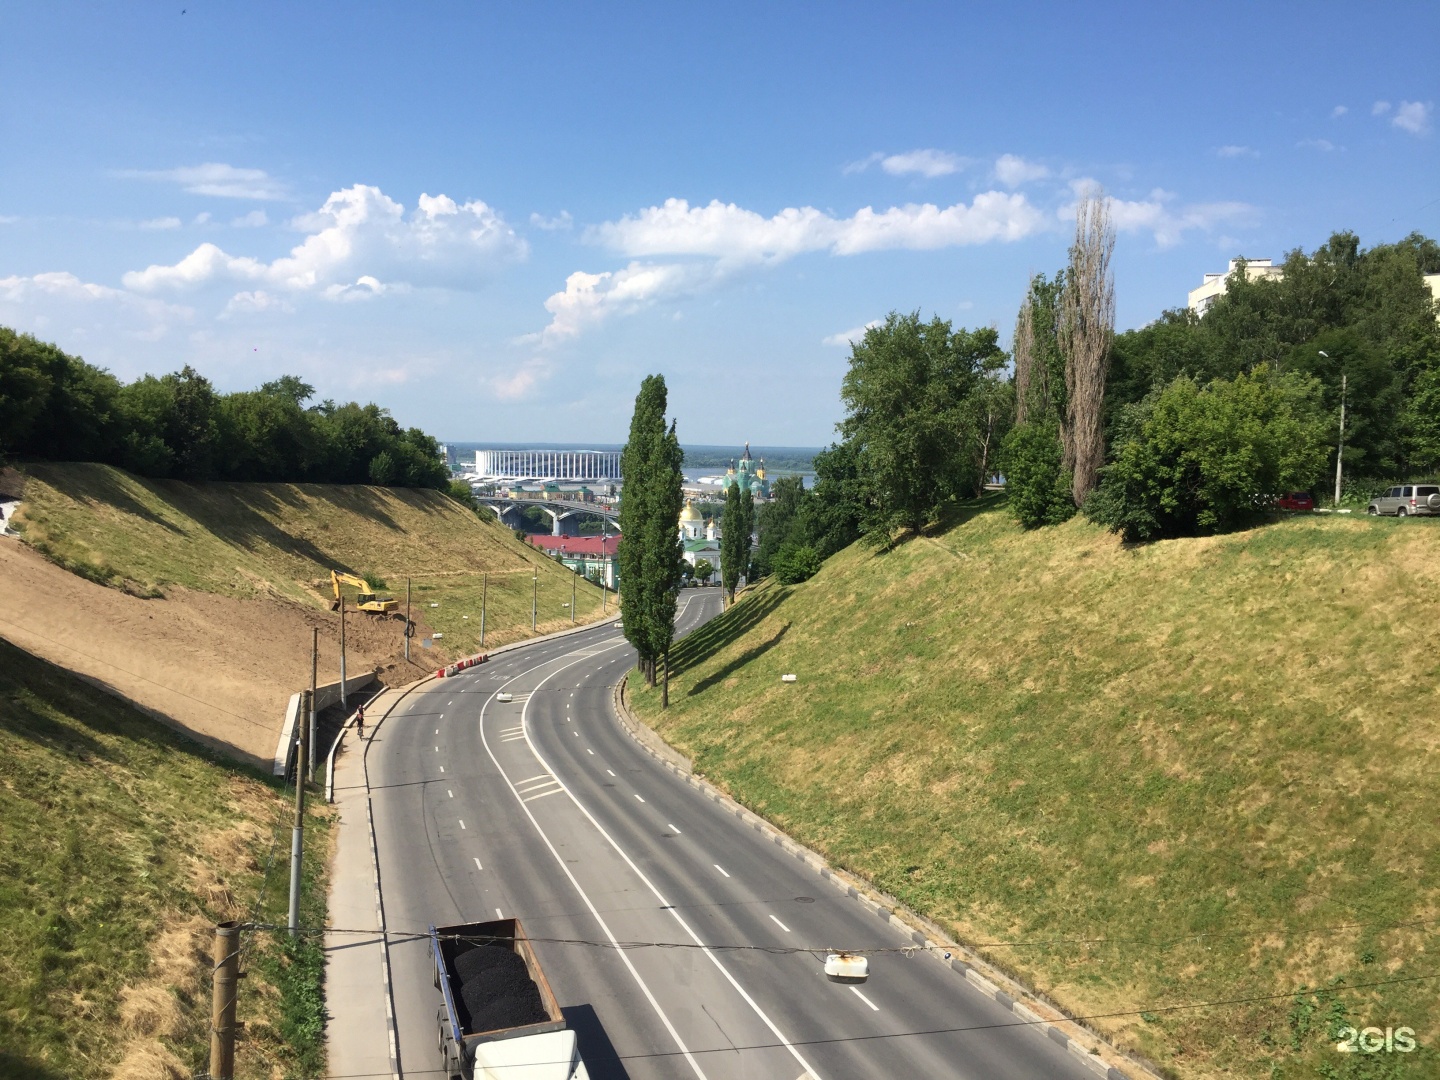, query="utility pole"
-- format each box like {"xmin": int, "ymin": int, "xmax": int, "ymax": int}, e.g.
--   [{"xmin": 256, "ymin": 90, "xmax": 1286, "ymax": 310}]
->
[
  {"xmin": 480, "ymin": 573, "xmax": 487, "ymax": 647},
  {"xmin": 289, "ymin": 631, "xmax": 315, "ymax": 934},
  {"xmin": 404, "ymin": 576, "xmax": 411, "ymax": 662},
  {"xmin": 571, "ymin": 569, "xmax": 576, "ymax": 624},
  {"xmin": 531, "ymin": 569, "xmax": 538, "ymax": 631},
  {"xmin": 209, "ymin": 920, "xmax": 240, "ymax": 1080},
  {"xmin": 1334, "ymin": 369, "xmax": 1347, "ymax": 507},
  {"xmin": 338, "ymin": 595, "xmax": 347, "ymax": 710}
]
